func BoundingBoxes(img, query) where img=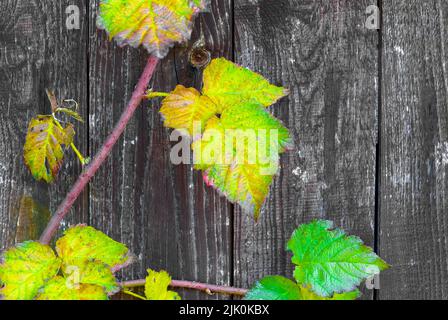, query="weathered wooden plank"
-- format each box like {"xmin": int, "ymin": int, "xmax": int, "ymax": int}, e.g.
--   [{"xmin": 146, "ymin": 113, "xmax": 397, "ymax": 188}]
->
[
  {"xmin": 88, "ymin": 0, "xmax": 233, "ymax": 299},
  {"xmin": 233, "ymin": 0, "xmax": 379, "ymax": 299},
  {"xmin": 379, "ymin": 0, "xmax": 448, "ymax": 299},
  {"xmin": 0, "ymin": 0, "xmax": 88, "ymax": 248}
]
